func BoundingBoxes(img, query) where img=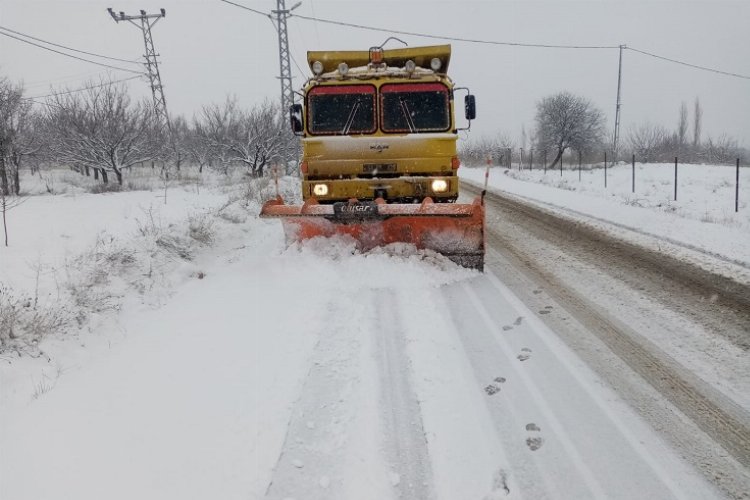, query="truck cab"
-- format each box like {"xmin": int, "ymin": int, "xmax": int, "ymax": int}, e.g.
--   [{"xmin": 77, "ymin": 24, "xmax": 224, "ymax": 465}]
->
[{"xmin": 290, "ymin": 44, "xmax": 476, "ymax": 204}]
